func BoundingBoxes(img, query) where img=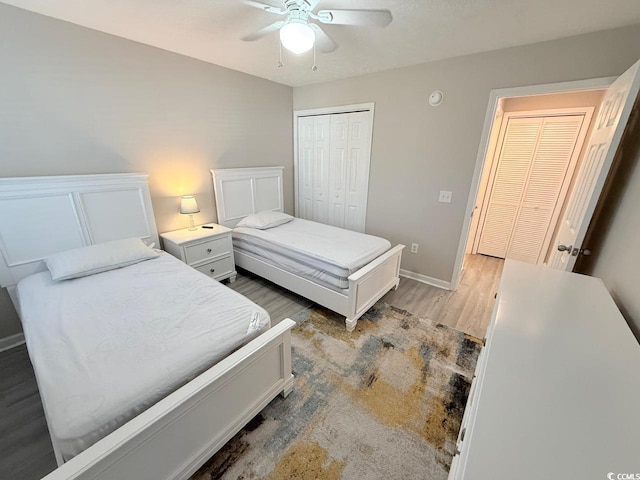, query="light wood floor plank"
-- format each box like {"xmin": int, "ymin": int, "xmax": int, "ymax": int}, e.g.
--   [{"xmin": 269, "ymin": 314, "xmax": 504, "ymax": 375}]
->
[
  {"xmin": 383, "ymin": 254, "xmax": 504, "ymax": 338},
  {"xmin": 226, "ymin": 269, "xmax": 314, "ymax": 325}
]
